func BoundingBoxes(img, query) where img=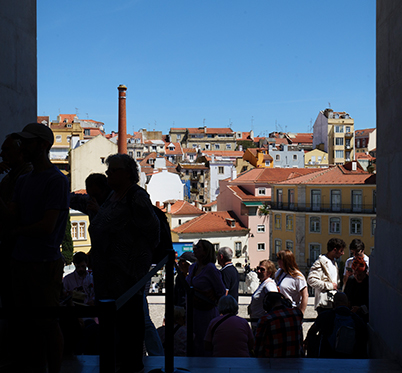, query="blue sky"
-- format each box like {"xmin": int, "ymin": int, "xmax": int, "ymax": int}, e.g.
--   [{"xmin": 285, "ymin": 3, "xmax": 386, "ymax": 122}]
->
[{"xmin": 37, "ymin": 1, "xmax": 376, "ymax": 136}]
